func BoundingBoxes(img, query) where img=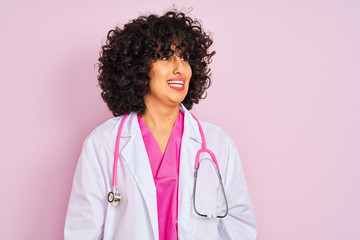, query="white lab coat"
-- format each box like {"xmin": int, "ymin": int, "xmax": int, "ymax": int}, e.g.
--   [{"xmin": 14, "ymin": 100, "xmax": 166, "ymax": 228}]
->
[{"xmin": 64, "ymin": 104, "xmax": 257, "ymax": 239}]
